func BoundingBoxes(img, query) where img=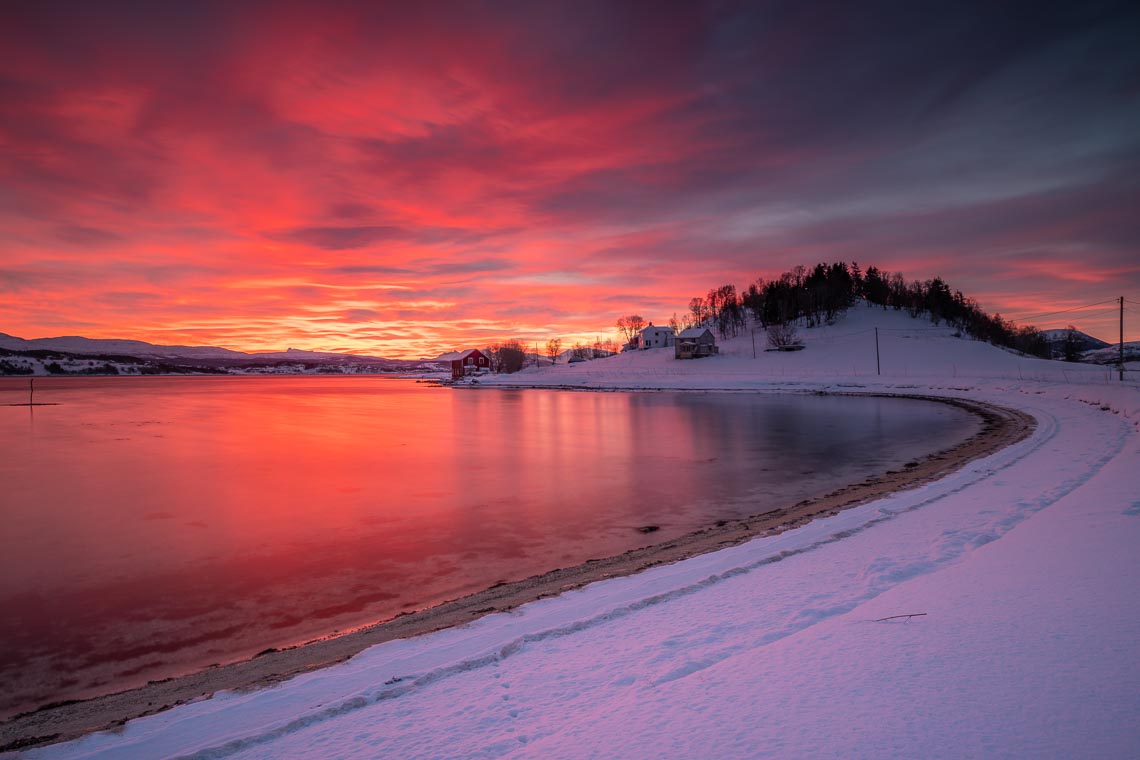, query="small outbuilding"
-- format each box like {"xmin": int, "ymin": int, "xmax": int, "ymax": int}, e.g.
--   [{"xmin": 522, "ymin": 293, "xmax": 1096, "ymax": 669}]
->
[
  {"xmin": 639, "ymin": 323, "xmax": 675, "ymax": 349},
  {"xmin": 438, "ymin": 348, "xmax": 490, "ymax": 379},
  {"xmin": 674, "ymin": 327, "xmax": 719, "ymax": 359}
]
